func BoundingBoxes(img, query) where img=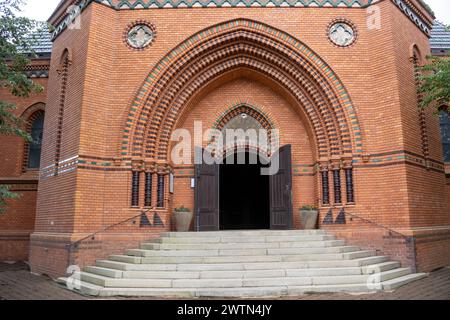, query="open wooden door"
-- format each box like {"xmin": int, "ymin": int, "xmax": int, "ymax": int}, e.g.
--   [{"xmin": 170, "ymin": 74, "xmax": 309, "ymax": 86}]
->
[
  {"xmin": 269, "ymin": 145, "xmax": 293, "ymax": 230},
  {"xmin": 194, "ymin": 150, "xmax": 220, "ymax": 231}
]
